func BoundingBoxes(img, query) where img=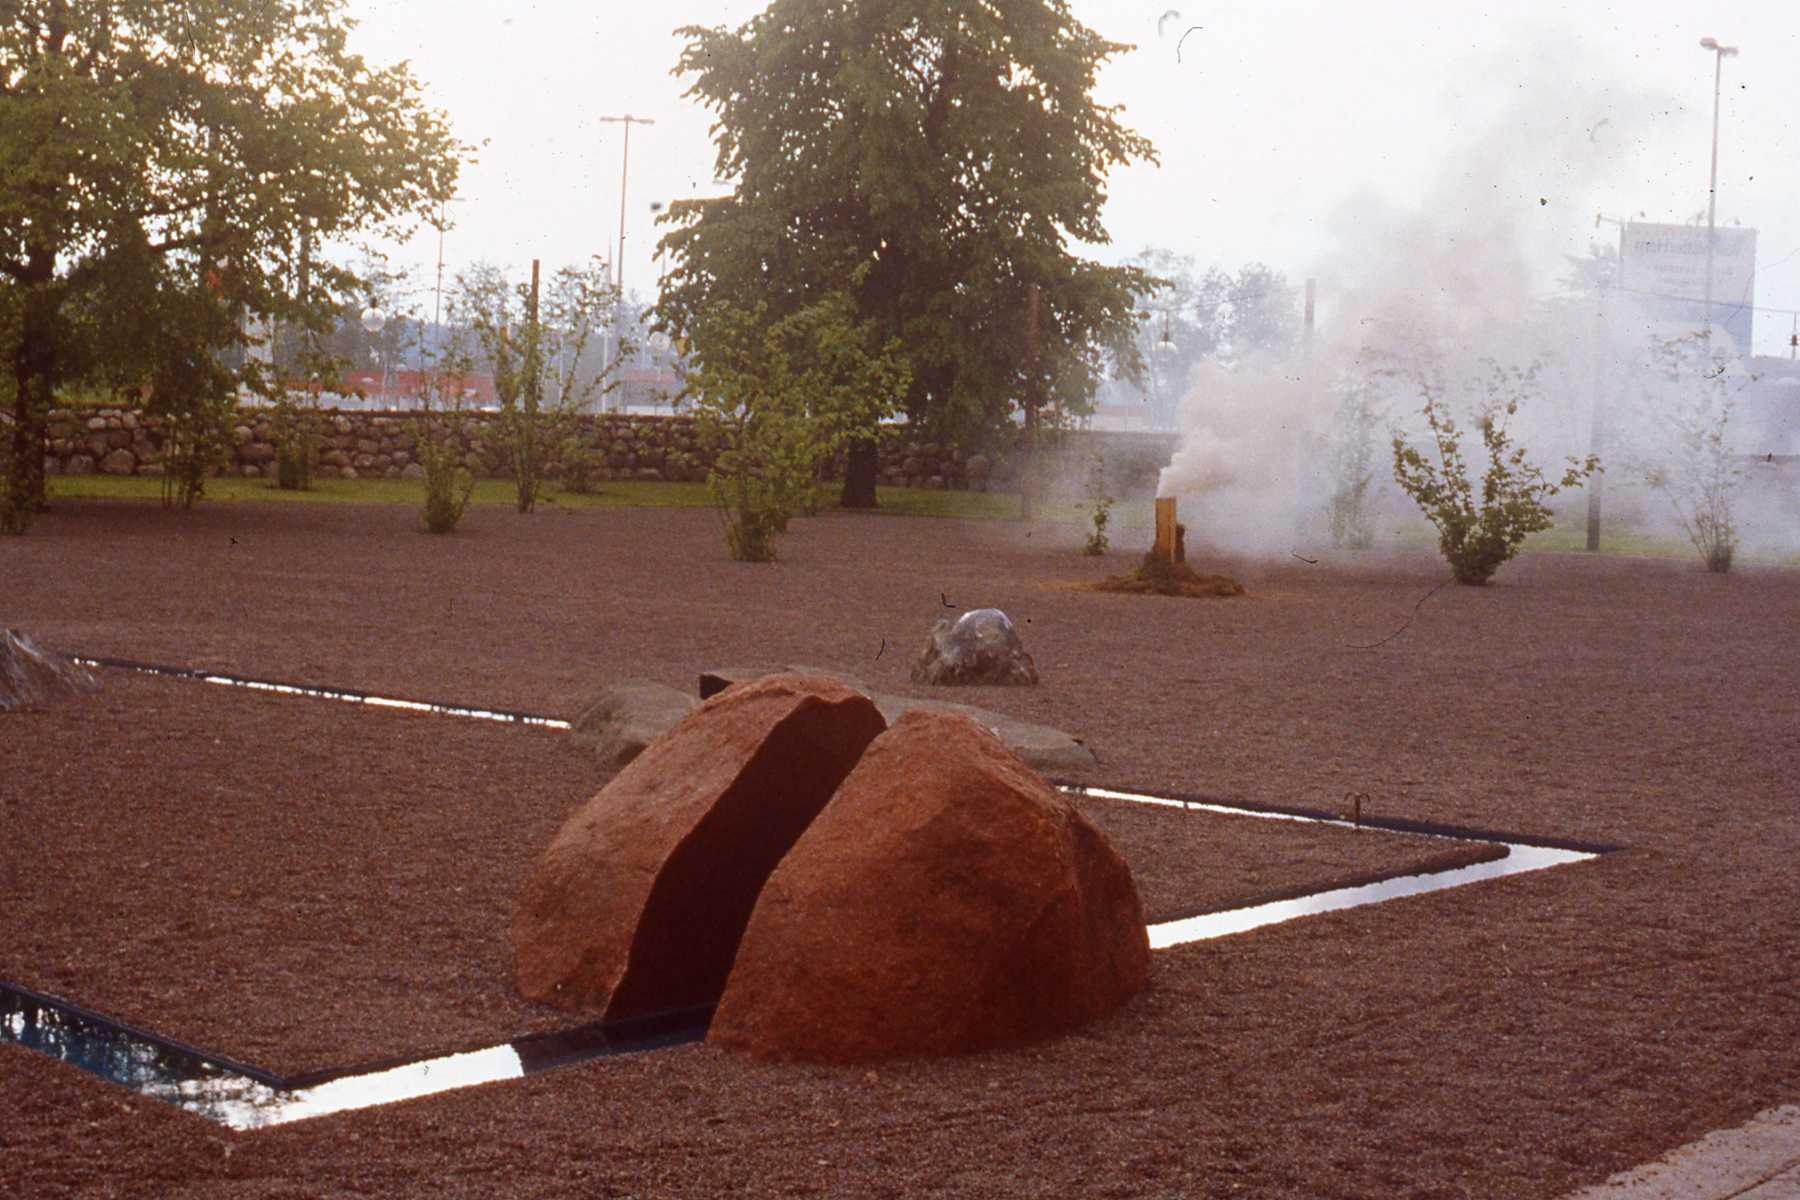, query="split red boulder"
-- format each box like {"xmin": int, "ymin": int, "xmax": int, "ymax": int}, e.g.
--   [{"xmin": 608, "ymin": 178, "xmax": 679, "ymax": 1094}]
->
[
  {"xmin": 509, "ymin": 674, "xmax": 886, "ymax": 1018},
  {"xmin": 709, "ymin": 710, "xmax": 1149, "ymax": 1062}
]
